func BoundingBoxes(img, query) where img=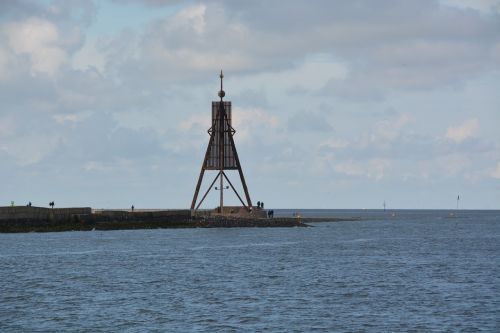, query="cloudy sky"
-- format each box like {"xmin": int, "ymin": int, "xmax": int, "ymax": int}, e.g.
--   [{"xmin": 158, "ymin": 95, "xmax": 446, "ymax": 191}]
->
[{"xmin": 0, "ymin": 0, "xmax": 499, "ymax": 209}]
